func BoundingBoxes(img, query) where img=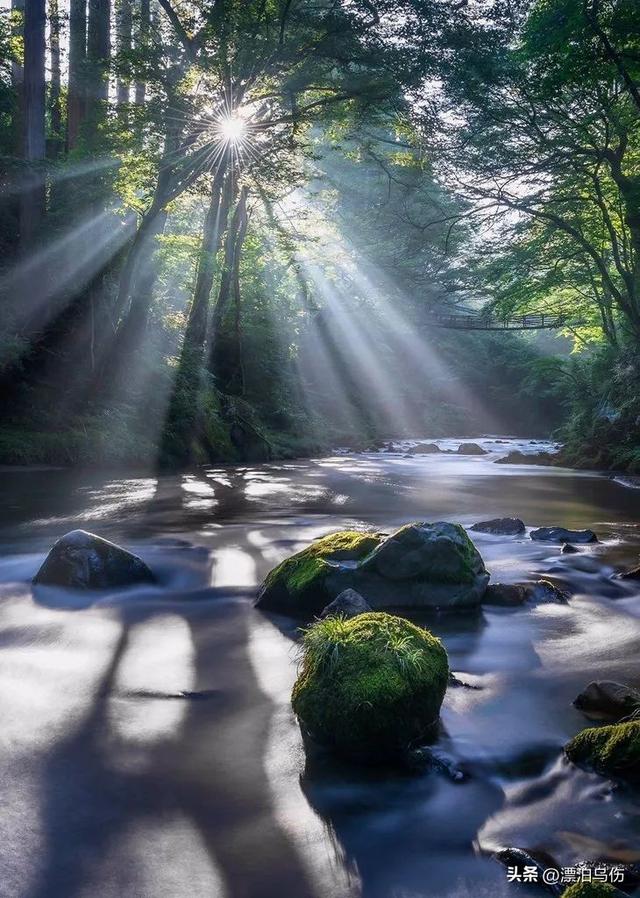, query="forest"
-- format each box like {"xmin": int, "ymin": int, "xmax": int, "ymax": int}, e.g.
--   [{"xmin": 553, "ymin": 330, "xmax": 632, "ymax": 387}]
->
[{"xmin": 0, "ymin": 0, "xmax": 639, "ymax": 470}]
